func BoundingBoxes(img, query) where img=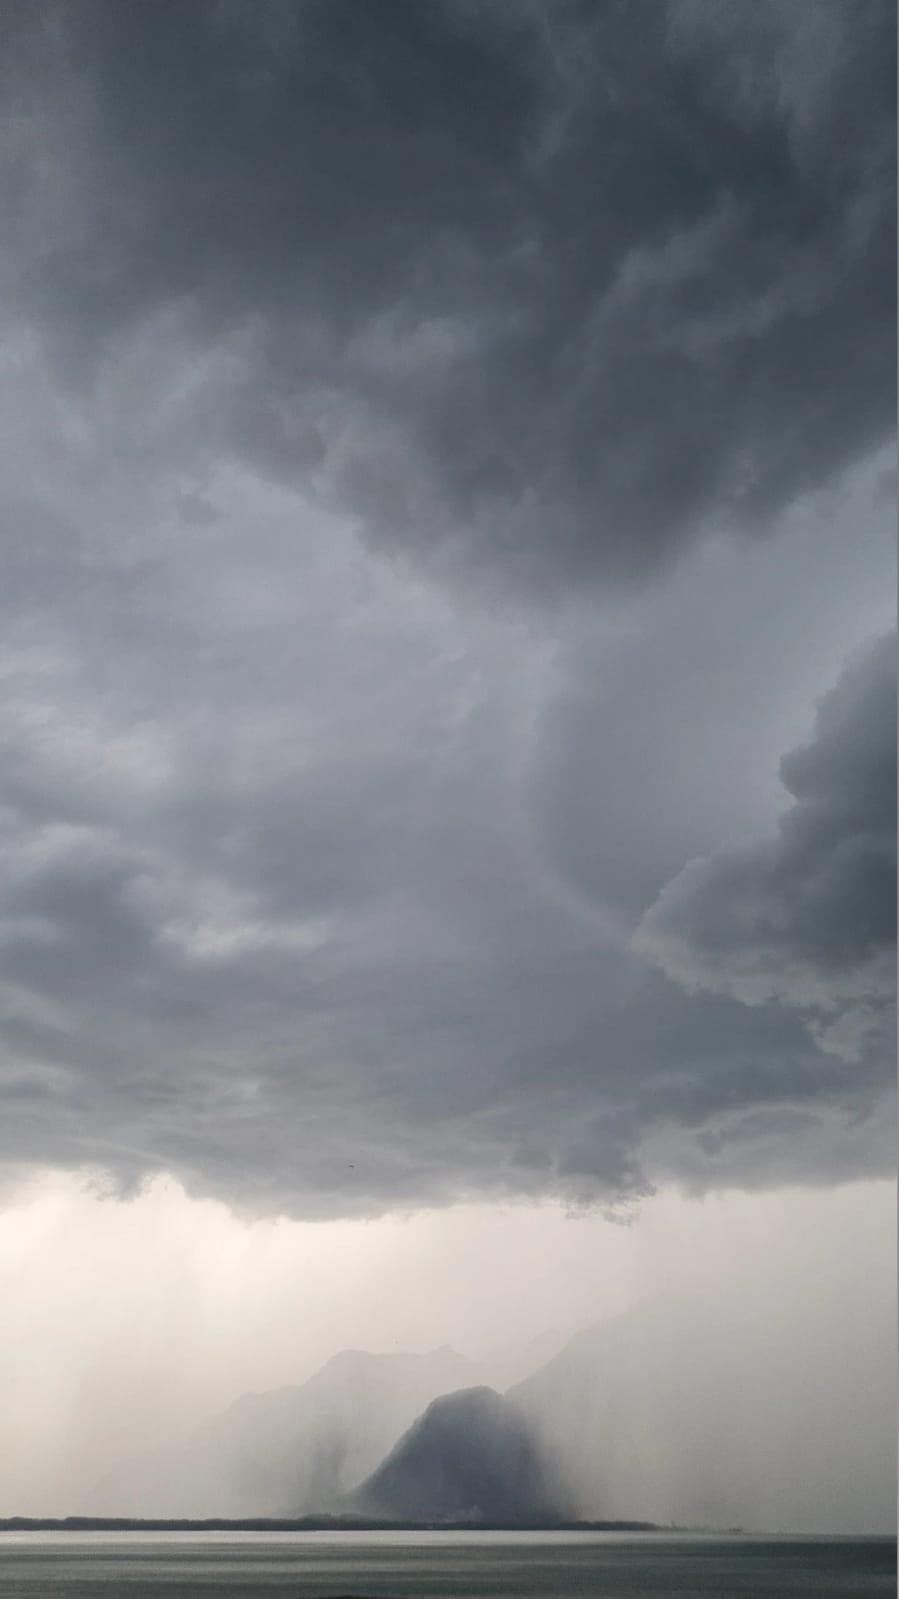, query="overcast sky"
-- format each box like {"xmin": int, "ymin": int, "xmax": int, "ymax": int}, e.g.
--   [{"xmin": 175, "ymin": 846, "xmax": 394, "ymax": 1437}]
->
[{"xmin": 0, "ymin": 0, "xmax": 894, "ymax": 1522}]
